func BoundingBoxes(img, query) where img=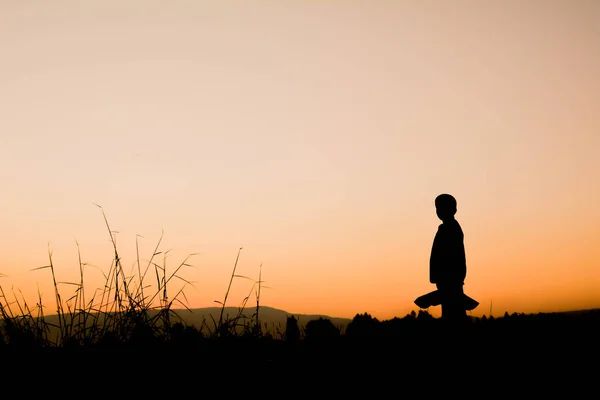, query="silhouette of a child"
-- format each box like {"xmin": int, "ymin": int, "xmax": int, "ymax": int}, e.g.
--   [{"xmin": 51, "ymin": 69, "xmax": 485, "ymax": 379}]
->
[{"xmin": 430, "ymin": 193, "xmax": 467, "ymax": 321}]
